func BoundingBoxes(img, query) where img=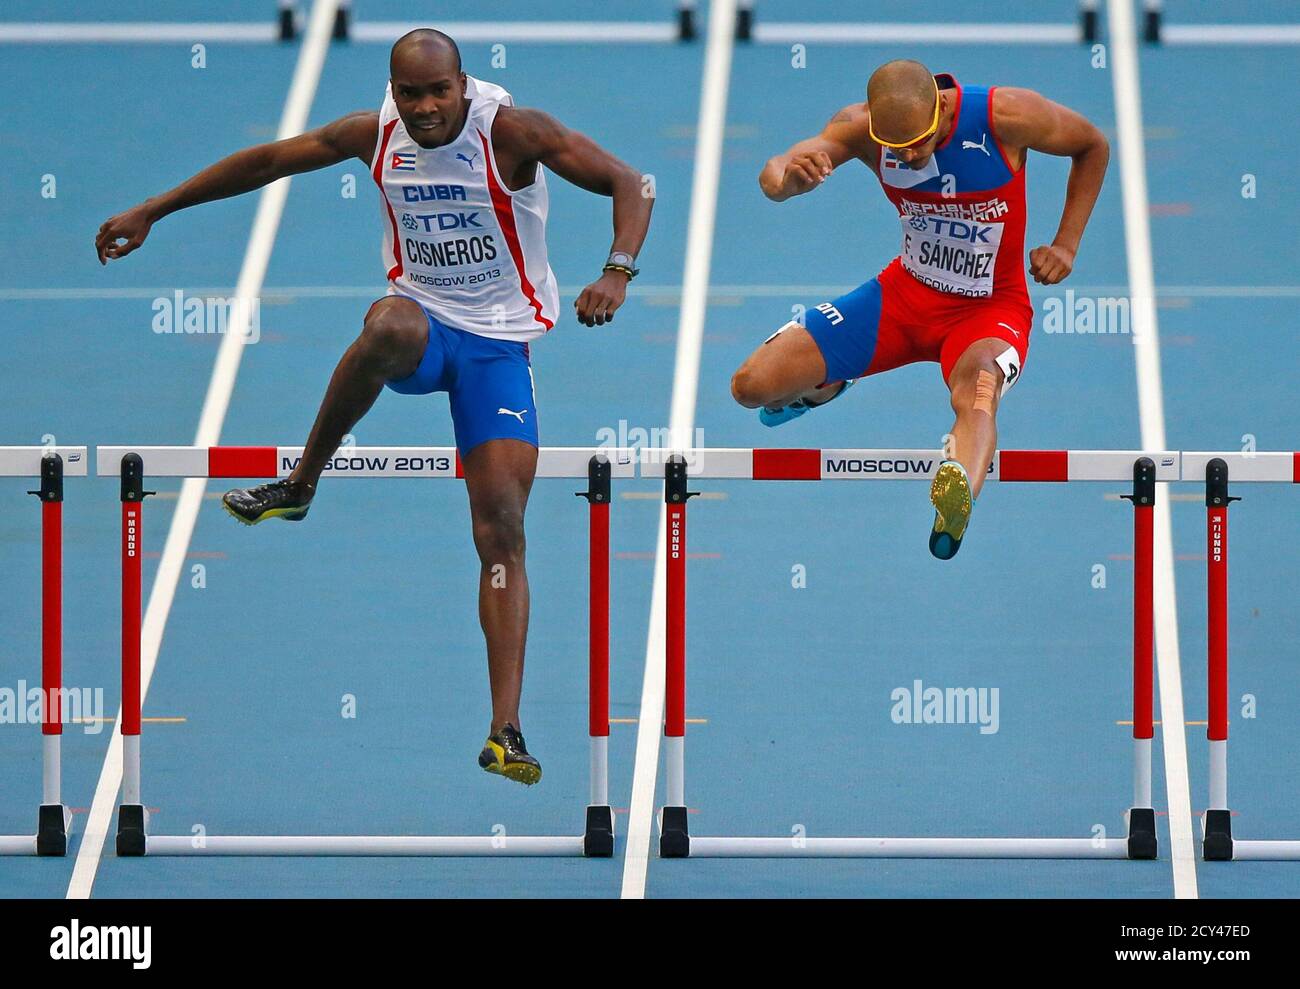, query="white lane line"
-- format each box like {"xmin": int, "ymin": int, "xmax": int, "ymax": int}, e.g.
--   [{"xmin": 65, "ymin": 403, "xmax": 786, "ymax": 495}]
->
[
  {"xmin": 1108, "ymin": 0, "xmax": 1197, "ymax": 899},
  {"xmin": 620, "ymin": 0, "xmax": 737, "ymax": 901},
  {"xmin": 65, "ymin": 0, "xmax": 340, "ymax": 900},
  {"xmin": 6, "ymin": 284, "xmax": 1300, "ymax": 301}
]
